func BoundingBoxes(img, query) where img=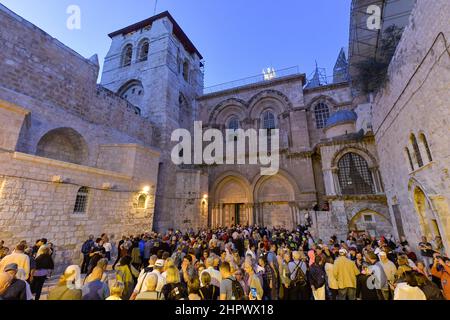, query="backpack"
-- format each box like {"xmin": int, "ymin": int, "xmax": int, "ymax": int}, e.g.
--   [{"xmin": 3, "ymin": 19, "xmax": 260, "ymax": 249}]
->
[
  {"xmin": 310, "ymin": 265, "xmax": 326, "ymax": 289},
  {"xmin": 291, "ymin": 261, "xmax": 307, "ymax": 287},
  {"xmin": 167, "ymin": 284, "xmax": 187, "ymax": 300},
  {"xmin": 81, "ymin": 240, "xmax": 92, "ymax": 254},
  {"xmin": 227, "ymin": 277, "xmax": 246, "ymax": 300}
]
